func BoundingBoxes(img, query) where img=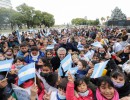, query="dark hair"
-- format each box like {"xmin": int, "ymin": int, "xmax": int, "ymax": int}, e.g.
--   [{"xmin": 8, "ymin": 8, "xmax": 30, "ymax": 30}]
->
[
  {"xmin": 39, "ymin": 57, "xmax": 48, "ymax": 64},
  {"xmin": 79, "ymin": 60, "xmax": 87, "ymax": 68},
  {"xmin": 13, "ymin": 57, "xmax": 25, "ymax": 64},
  {"xmin": 29, "ymin": 39, "xmax": 36, "ymax": 46},
  {"xmin": 31, "ymin": 46, "xmax": 39, "ymax": 51},
  {"xmin": 44, "ymin": 63, "xmax": 52, "ymax": 70},
  {"xmin": 110, "ymin": 70, "xmax": 126, "ymax": 80},
  {"xmin": 20, "ymin": 42, "xmax": 28, "ymax": 47},
  {"xmin": 5, "ymin": 48, "xmax": 13, "ymax": 53},
  {"xmin": 74, "ymin": 77, "xmax": 89, "ymax": 92},
  {"xmin": 122, "ymin": 35, "xmax": 128, "ymax": 41},
  {"xmin": 58, "ymin": 78, "xmax": 68, "ymax": 91},
  {"xmin": 97, "ymin": 76, "xmax": 114, "ymax": 87}
]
